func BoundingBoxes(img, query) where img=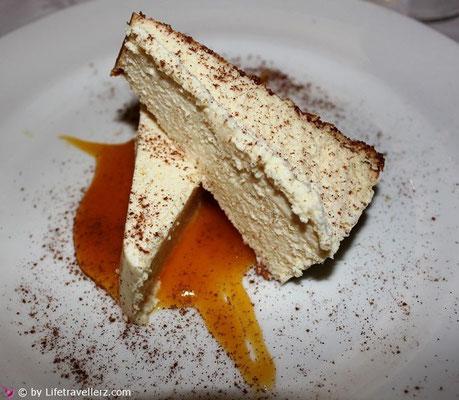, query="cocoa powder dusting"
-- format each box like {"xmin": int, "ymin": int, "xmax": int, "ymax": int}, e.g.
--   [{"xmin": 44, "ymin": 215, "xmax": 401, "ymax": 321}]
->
[
  {"xmin": 11, "ymin": 163, "xmax": 251, "ymax": 398},
  {"xmin": 6, "ymin": 54, "xmax": 458, "ymax": 398},
  {"xmin": 234, "ymin": 58, "xmax": 345, "ymax": 123}
]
